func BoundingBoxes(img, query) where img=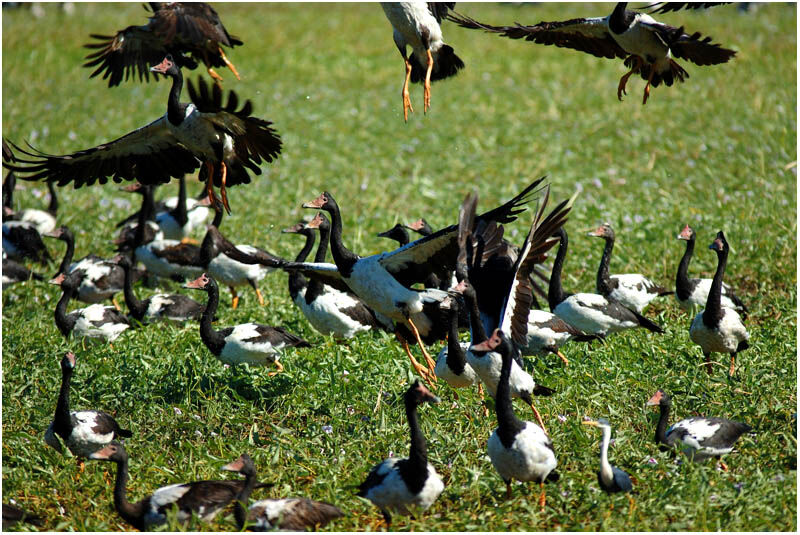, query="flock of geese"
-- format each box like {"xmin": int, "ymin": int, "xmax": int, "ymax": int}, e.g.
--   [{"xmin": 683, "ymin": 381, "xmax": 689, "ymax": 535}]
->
[{"xmin": 3, "ymin": 2, "xmax": 757, "ymax": 531}]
